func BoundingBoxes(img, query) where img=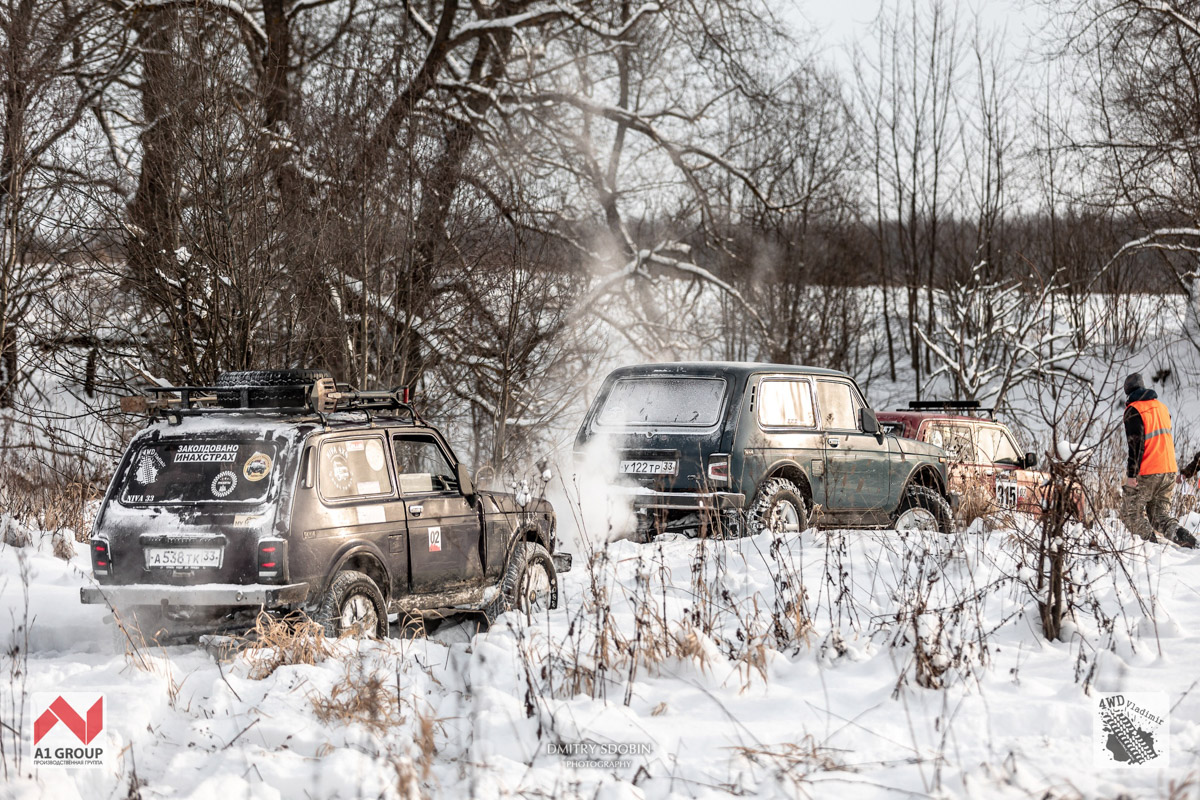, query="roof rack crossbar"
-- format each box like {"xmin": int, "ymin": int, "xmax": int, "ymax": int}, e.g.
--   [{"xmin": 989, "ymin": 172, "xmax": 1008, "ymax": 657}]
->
[{"xmin": 903, "ymin": 399, "xmax": 994, "ymax": 417}]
